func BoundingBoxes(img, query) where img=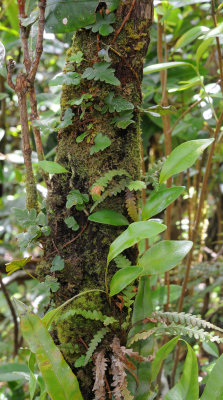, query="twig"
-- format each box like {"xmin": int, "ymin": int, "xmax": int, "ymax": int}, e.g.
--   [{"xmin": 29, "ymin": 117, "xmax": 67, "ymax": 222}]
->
[
  {"xmin": 0, "ymin": 273, "xmax": 19, "ymax": 356},
  {"xmin": 111, "ymin": 0, "xmax": 136, "ymax": 45}
]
